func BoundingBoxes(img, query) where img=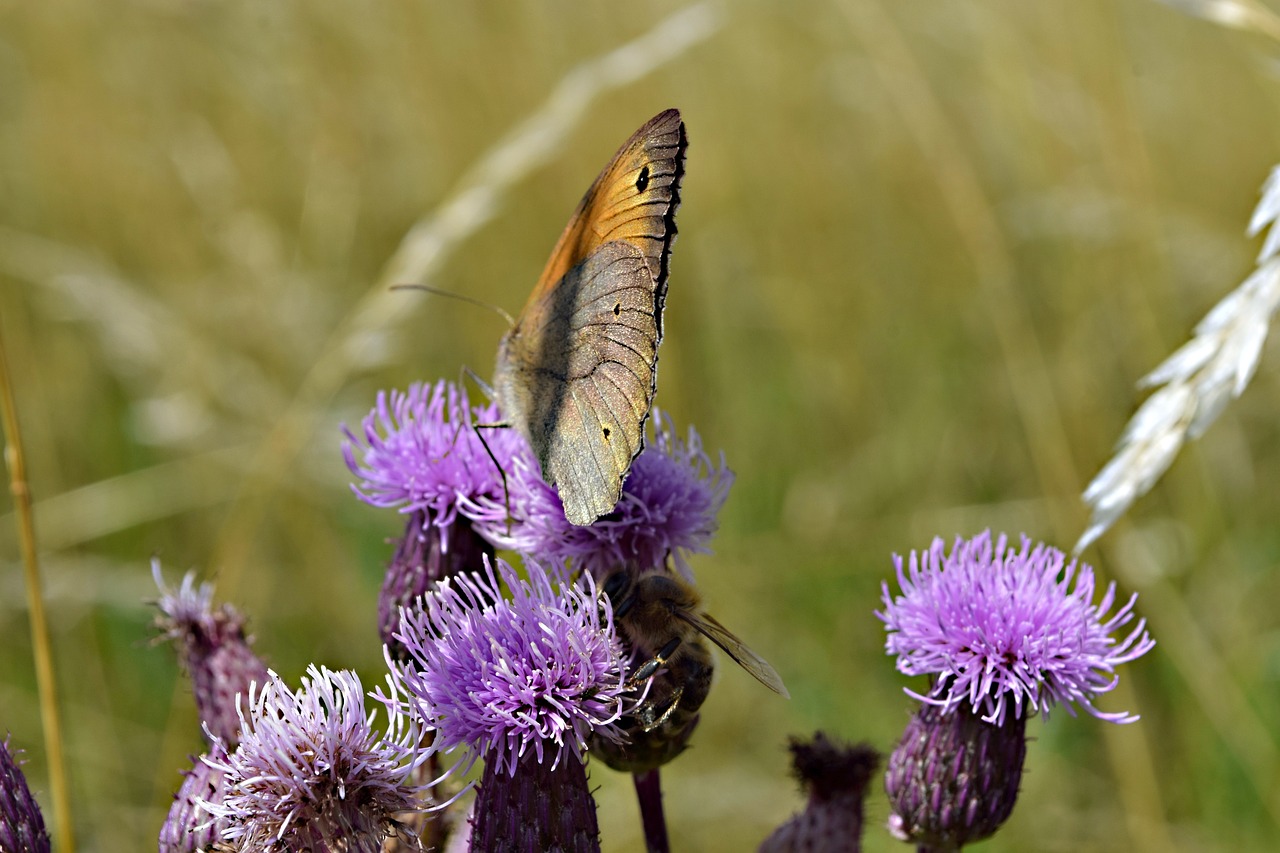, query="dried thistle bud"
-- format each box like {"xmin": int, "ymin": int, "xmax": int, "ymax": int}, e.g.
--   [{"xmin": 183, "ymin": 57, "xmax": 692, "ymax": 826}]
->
[{"xmin": 759, "ymin": 732, "xmax": 879, "ymax": 853}]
